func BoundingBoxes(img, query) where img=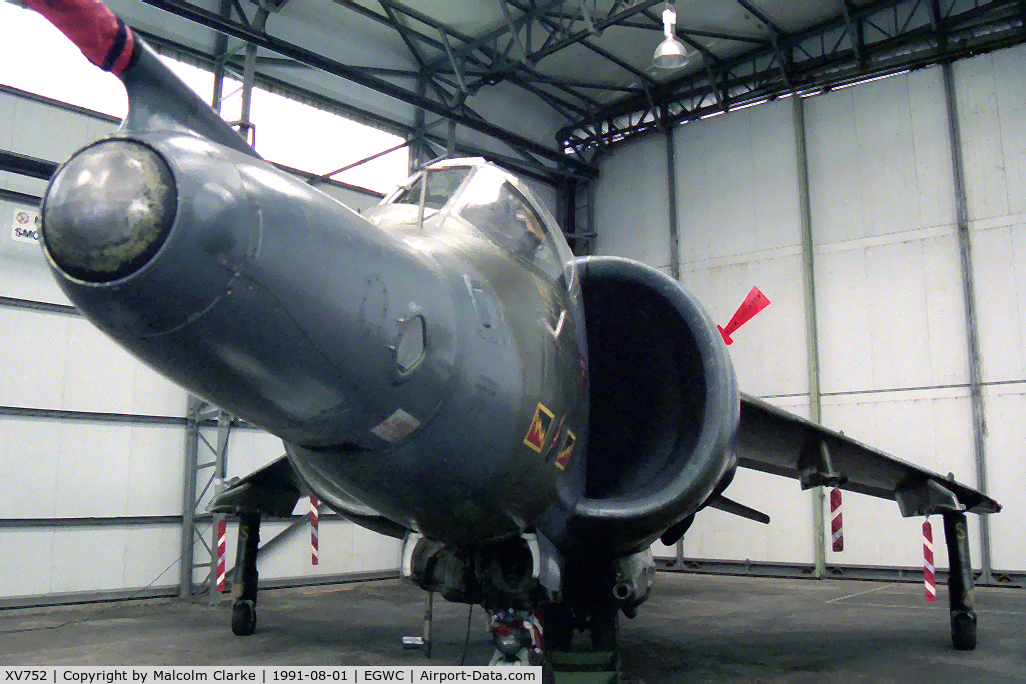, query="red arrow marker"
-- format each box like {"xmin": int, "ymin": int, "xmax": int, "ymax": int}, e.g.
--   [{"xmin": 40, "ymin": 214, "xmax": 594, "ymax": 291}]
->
[{"xmin": 718, "ymin": 286, "xmax": 771, "ymax": 345}]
